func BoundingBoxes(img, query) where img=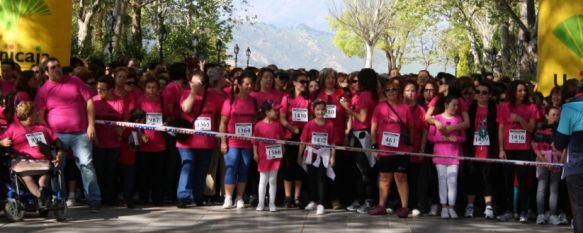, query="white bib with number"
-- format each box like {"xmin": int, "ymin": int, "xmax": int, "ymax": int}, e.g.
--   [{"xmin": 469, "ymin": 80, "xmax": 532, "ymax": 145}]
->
[
  {"xmin": 235, "ymin": 123, "xmax": 252, "ymax": 137},
  {"xmin": 509, "ymin": 129, "xmax": 527, "ymax": 144},
  {"xmin": 324, "ymin": 105, "xmax": 337, "ymax": 119},
  {"xmin": 194, "ymin": 117, "xmax": 212, "ymax": 131},
  {"xmin": 146, "ymin": 113, "xmax": 163, "ymax": 126},
  {"xmin": 473, "ymin": 132, "xmax": 490, "ymax": 146},
  {"xmin": 312, "ymin": 132, "xmax": 328, "ymax": 145},
  {"xmin": 381, "ymin": 132, "xmax": 400, "ymax": 148},
  {"xmin": 291, "ymin": 108, "xmax": 308, "ymax": 122},
  {"xmin": 265, "ymin": 144, "xmax": 283, "ymax": 160},
  {"xmin": 25, "ymin": 132, "xmax": 47, "ymax": 147}
]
